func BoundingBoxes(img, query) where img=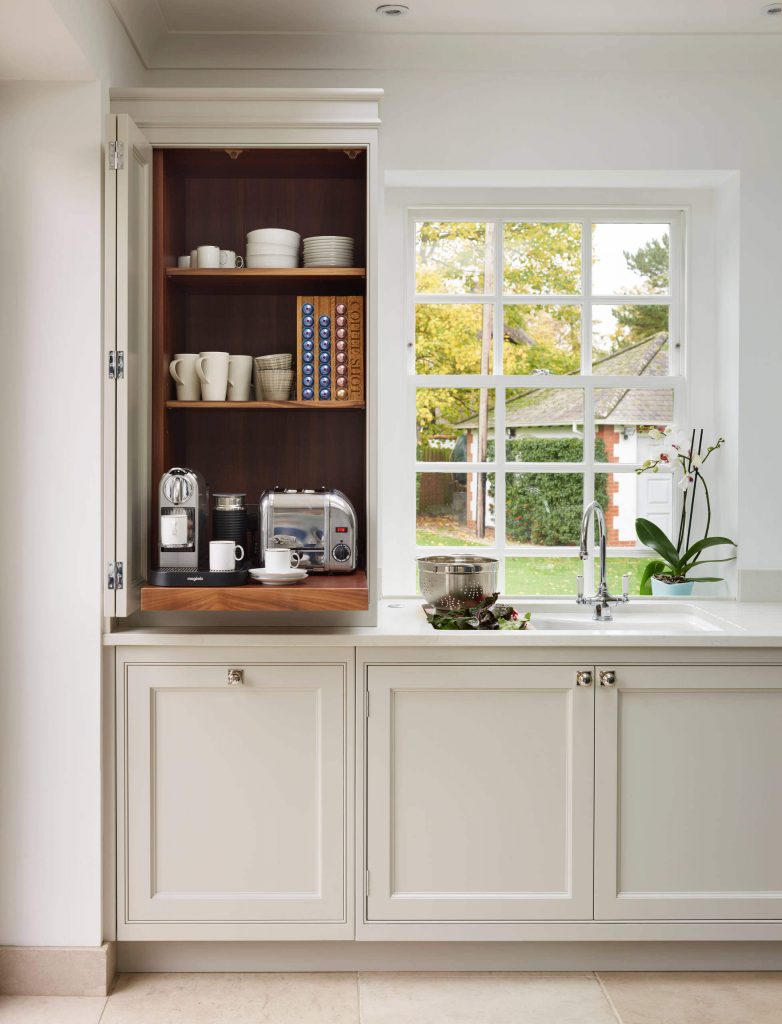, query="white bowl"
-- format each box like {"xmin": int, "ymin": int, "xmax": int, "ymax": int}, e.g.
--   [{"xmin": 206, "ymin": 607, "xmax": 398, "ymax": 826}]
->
[
  {"xmin": 247, "ymin": 242, "xmax": 299, "ymax": 255},
  {"xmin": 246, "ymin": 228, "xmax": 300, "ymax": 245},
  {"xmin": 246, "ymin": 255, "xmax": 299, "ymax": 269}
]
